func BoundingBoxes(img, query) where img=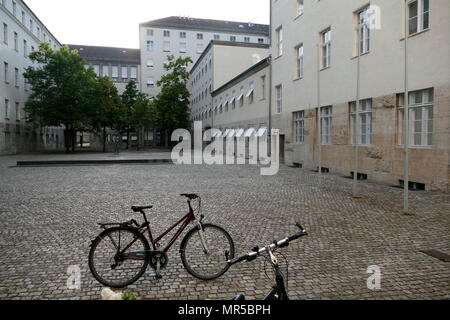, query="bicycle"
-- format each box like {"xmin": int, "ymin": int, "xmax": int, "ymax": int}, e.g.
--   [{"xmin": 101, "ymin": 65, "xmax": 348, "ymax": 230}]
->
[
  {"xmin": 88, "ymin": 194, "xmax": 235, "ymax": 288},
  {"xmin": 228, "ymin": 222, "xmax": 308, "ymax": 300}
]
